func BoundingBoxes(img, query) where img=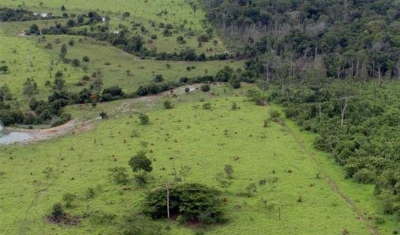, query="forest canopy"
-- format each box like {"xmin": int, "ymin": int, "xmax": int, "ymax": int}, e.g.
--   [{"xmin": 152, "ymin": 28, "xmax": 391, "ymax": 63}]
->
[{"xmin": 201, "ymin": 0, "xmax": 400, "ymax": 81}]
